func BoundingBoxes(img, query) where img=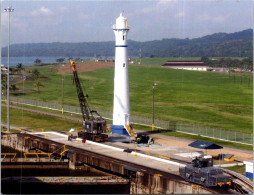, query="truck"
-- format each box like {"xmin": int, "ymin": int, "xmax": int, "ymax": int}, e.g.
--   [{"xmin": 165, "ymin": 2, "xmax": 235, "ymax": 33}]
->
[{"xmin": 68, "ymin": 59, "xmax": 108, "ymax": 142}]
